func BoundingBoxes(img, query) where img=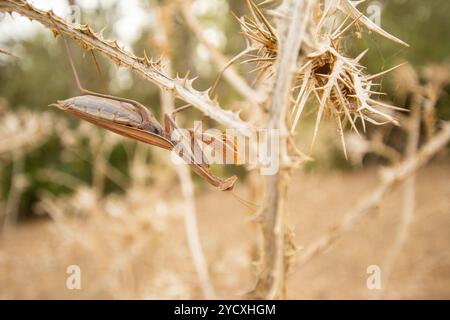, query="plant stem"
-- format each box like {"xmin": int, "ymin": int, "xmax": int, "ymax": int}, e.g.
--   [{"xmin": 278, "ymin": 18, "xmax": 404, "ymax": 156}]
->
[
  {"xmin": 155, "ymin": 3, "xmax": 216, "ymax": 299},
  {"xmin": 378, "ymin": 90, "xmax": 422, "ymax": 297},
  {"xmin": 254, "ymin": 0, "xmax": 312, "ymax": 299}
]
